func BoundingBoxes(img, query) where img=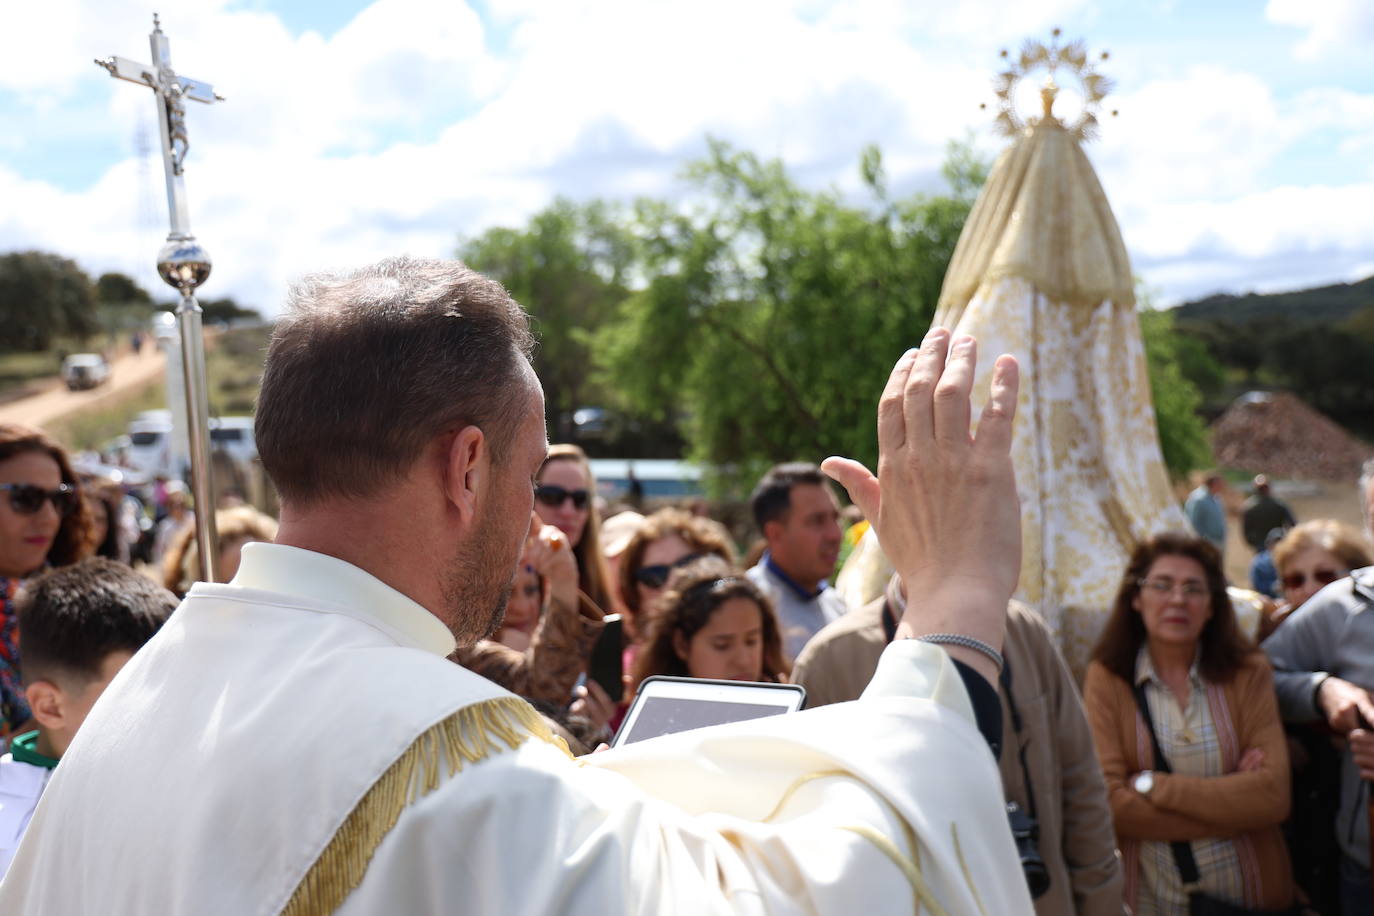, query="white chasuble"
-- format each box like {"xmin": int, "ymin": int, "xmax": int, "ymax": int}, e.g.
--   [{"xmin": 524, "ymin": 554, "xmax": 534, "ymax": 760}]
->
[
  {"xmin": 933, "ymin": 118, "xmax": 1185, "ymax": 675},
  {"xmin": 0, "ymin": 543, "xmax": 1030, "ymax": 915}
]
